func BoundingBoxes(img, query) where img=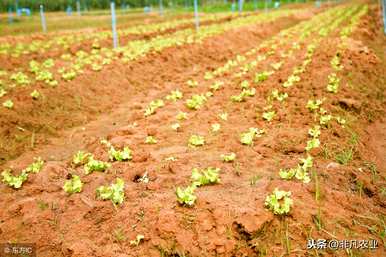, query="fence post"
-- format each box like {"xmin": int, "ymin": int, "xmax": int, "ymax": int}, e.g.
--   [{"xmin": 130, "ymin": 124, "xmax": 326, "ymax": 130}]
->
[
  {"xmin": 238, "ymin": 0, "xmax": 243, "ymax": 13},
  {"xmin": 159, "ymin": 0, "xmax": 164, "ymax": 16},
  {"xmin": 111, "ymin": 1, "xmax": 119, "ymax": 48},
  {"xmin": 77, "ymin": 0, "xmax": 81, "ymax": 16},
  {"xmin": 194, "ymin": 0, "xmax": 199, "ymax": 30},
  {"xmin": 8, "ymin": 8, "xmax": 14, "ymax": 23},
  {"xmin": 382, "ymin": 0, "xmax": 386, "ymax": 34},
  {"xmin": 40, "ymin": 5, "xmax": 47, "ymax": 33}
]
